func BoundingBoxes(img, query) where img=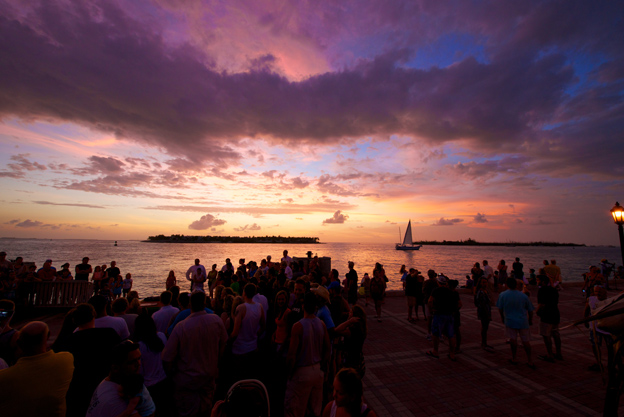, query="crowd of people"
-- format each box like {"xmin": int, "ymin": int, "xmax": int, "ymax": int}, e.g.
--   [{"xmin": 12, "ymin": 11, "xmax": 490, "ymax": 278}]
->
[
  {"xmin": 0, "ymin": 249, "xmax": 621, "ymax": 417},
  {"xmin": 0, "ymin": 250, "xmax": 376, "ymax": 417},
  {"xmin": 0, "ymin": 252, "xmax": 133, "ymax": 305},
  {"xmin": 398, "ymin": 256, "xmax": 619, "ymax": 371}
]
